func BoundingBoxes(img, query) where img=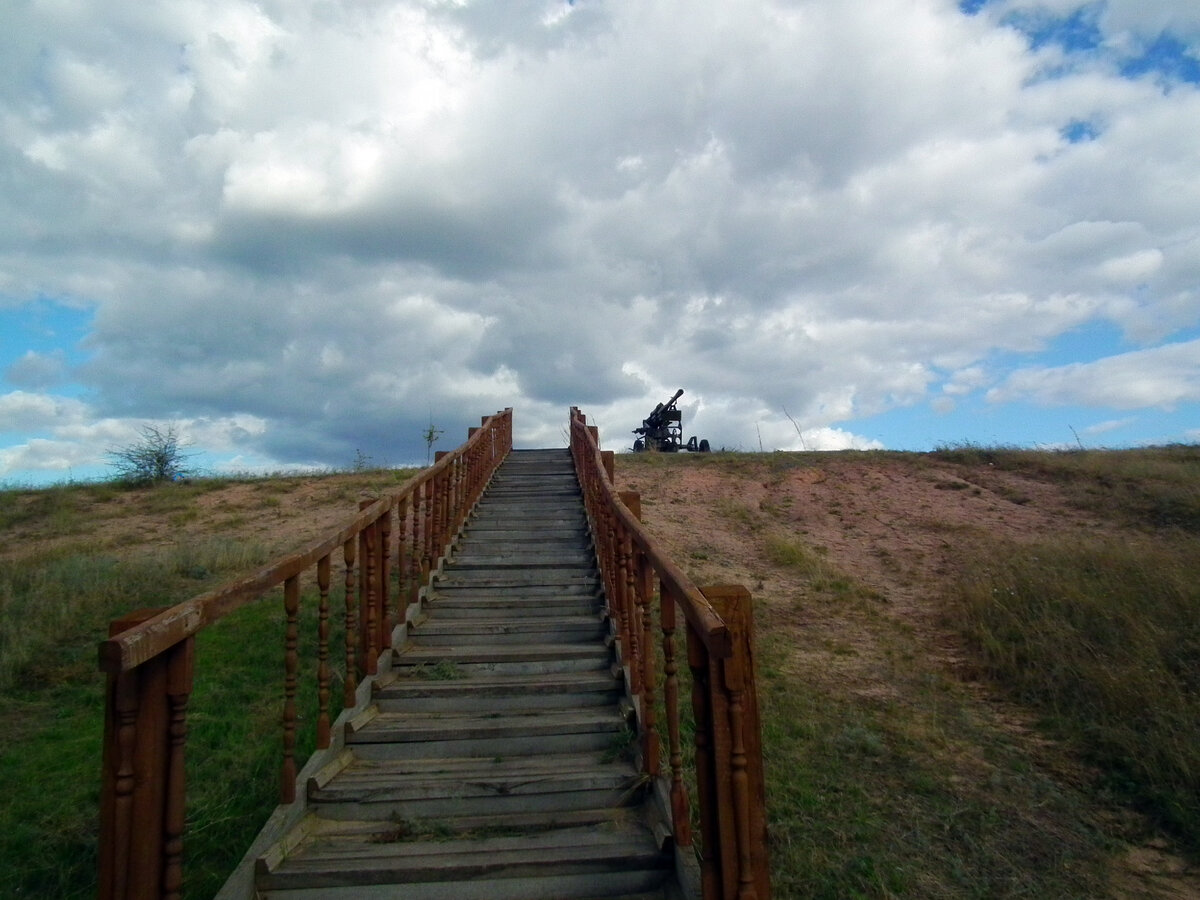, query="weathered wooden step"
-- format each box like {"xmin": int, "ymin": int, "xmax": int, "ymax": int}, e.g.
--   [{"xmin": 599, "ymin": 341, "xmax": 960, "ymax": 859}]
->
[
  {"xmin": 434, "ymin": 570, "xmax": 599, "ymax": 589},
  {"xmin": 457, "ymin": 530, "xmax": 588, "ymax": 545},
  {"xmin": 308, "ymin": 756, "xmax": 643, "ymax": 820},
  {"xmin": 426, "ymin": 596, "xmax": 603, "ymax": 620},
  {"xmin": 449, "ymin": 551, "xmax": 596, "ymax": 570},
  {"xmin": 256, "ymin": 819, "xmax": 670, "ymax": 898},
  {"xmin": 390, "ymin": 649, "xmax": 611, "ymax": 680},
  {"xmin": 375, "ymin": 670, "xmax": 621, "ymax": 712},
  {"xmin": 410, "ymin": 616, "xmax": 605, "ymax": 646},
  {"xmin": 346, "ymin": 707, "xmax": 627, "ymax": 759}
]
